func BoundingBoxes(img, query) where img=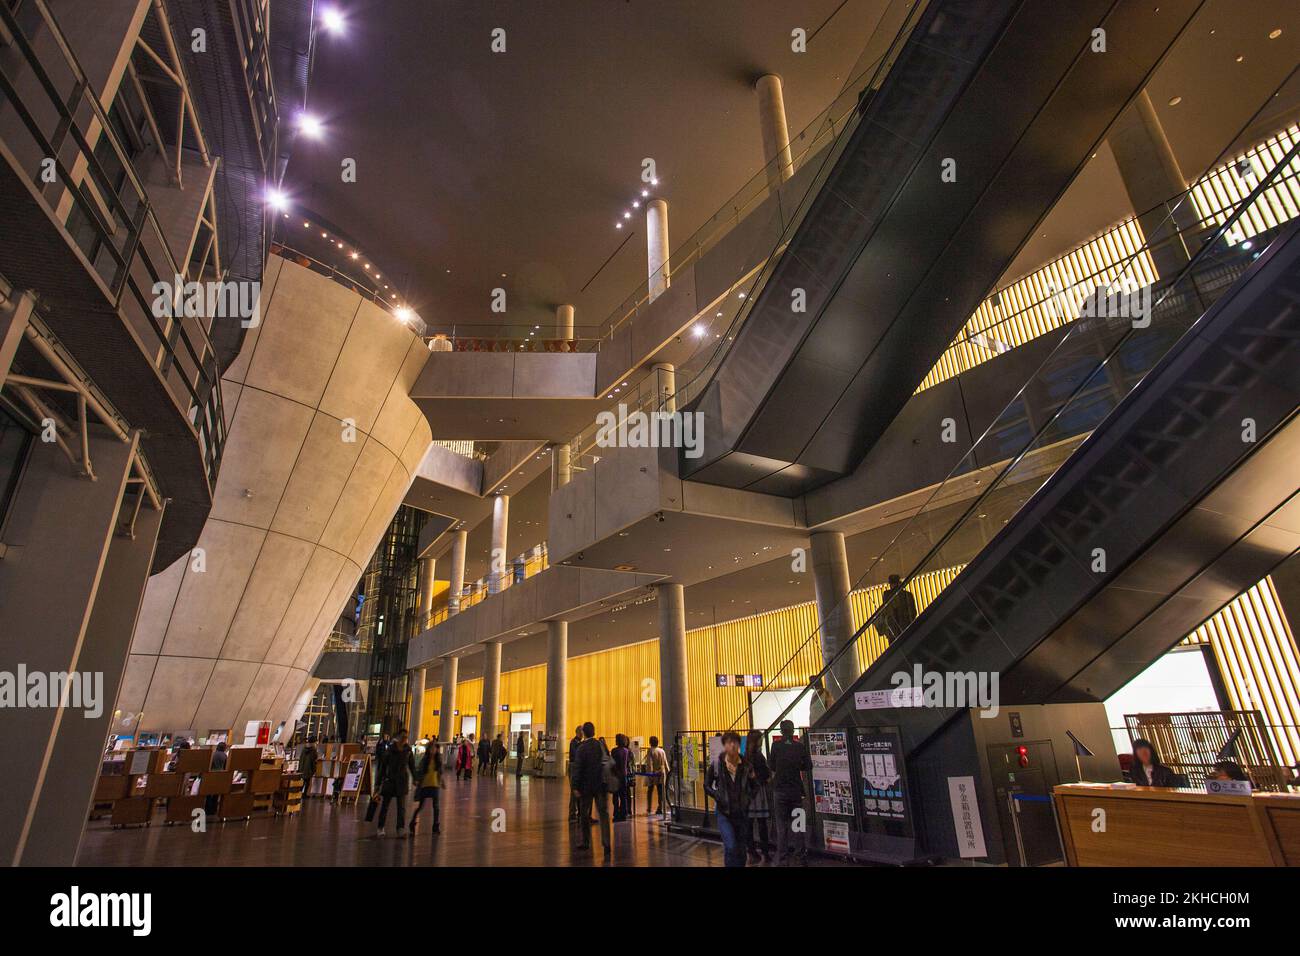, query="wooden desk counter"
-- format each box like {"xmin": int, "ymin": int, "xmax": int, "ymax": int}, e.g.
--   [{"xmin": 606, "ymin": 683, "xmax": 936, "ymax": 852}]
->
[{"xmin": 1054, "ymin": 784, "xmax": 1300, "ymax": 867}]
